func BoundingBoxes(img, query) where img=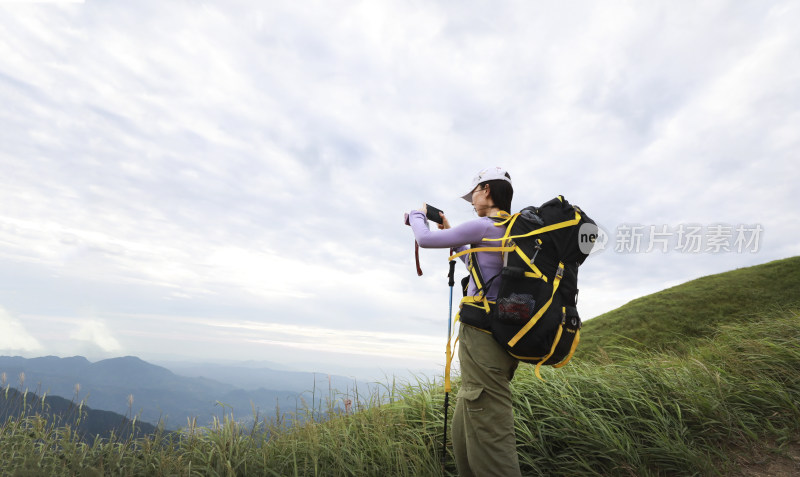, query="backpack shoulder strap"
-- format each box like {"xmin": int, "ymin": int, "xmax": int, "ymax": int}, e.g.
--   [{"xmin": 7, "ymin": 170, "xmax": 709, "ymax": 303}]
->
[{"xmin": 468, "ymin": 249, "xmax": 486, "ymax": 295}]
